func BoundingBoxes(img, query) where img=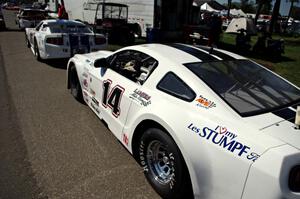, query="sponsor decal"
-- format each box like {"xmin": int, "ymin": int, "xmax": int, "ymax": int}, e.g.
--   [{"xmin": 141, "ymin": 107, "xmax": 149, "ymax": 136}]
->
[
  {"xmin": 129, "ymin": 89, "xmax": 151, "ymax": 107},
  {"xmin": 83, "ymin": 91, "xmax": 89, "ymax": 103},
  {"xmin": 91, "ymin": 102, "xmax": 100, "ymax": 114},
  {"xmin": 83, "ymin": 79, "xmax": 88, "ymax": 88},
  {"xmin": 122, "ymin": 133, "xmax": 129, "ymax": 146},
  {"xmin": 195, "ymin": 95, "xmax": 216, "ymax": 109},
  {"xmin": 90, "ymin": 89, "xmax": 96, "ymax": 96},
  {"xmin": 92, "ymin": 97, "xmax": 99, "ymax": 106},
  {"xmin": 187, "ymin": 124, "xmax": 260, "ymax": 162}
]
